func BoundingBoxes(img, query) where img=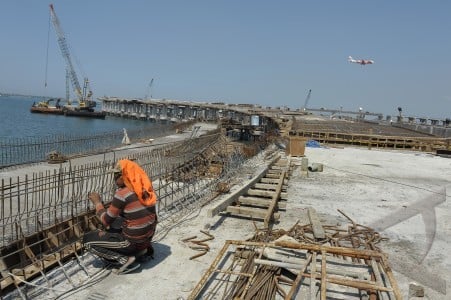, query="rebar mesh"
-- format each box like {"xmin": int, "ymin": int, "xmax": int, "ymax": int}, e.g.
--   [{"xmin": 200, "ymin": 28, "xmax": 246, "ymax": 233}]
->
[
  {"xmin": 0, "ymin": 130, "xmax": 263, "ymax": 299},
  {"xmin": 0, "ymin": 125, "xmax": 174, "ymax": 168}
]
